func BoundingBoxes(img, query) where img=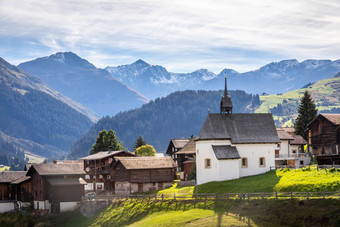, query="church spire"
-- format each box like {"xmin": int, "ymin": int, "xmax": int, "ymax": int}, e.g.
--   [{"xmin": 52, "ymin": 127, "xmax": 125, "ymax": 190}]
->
[{"xmin": 220, "ymin": 76, "xmax": 233, "ymax": 114}]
